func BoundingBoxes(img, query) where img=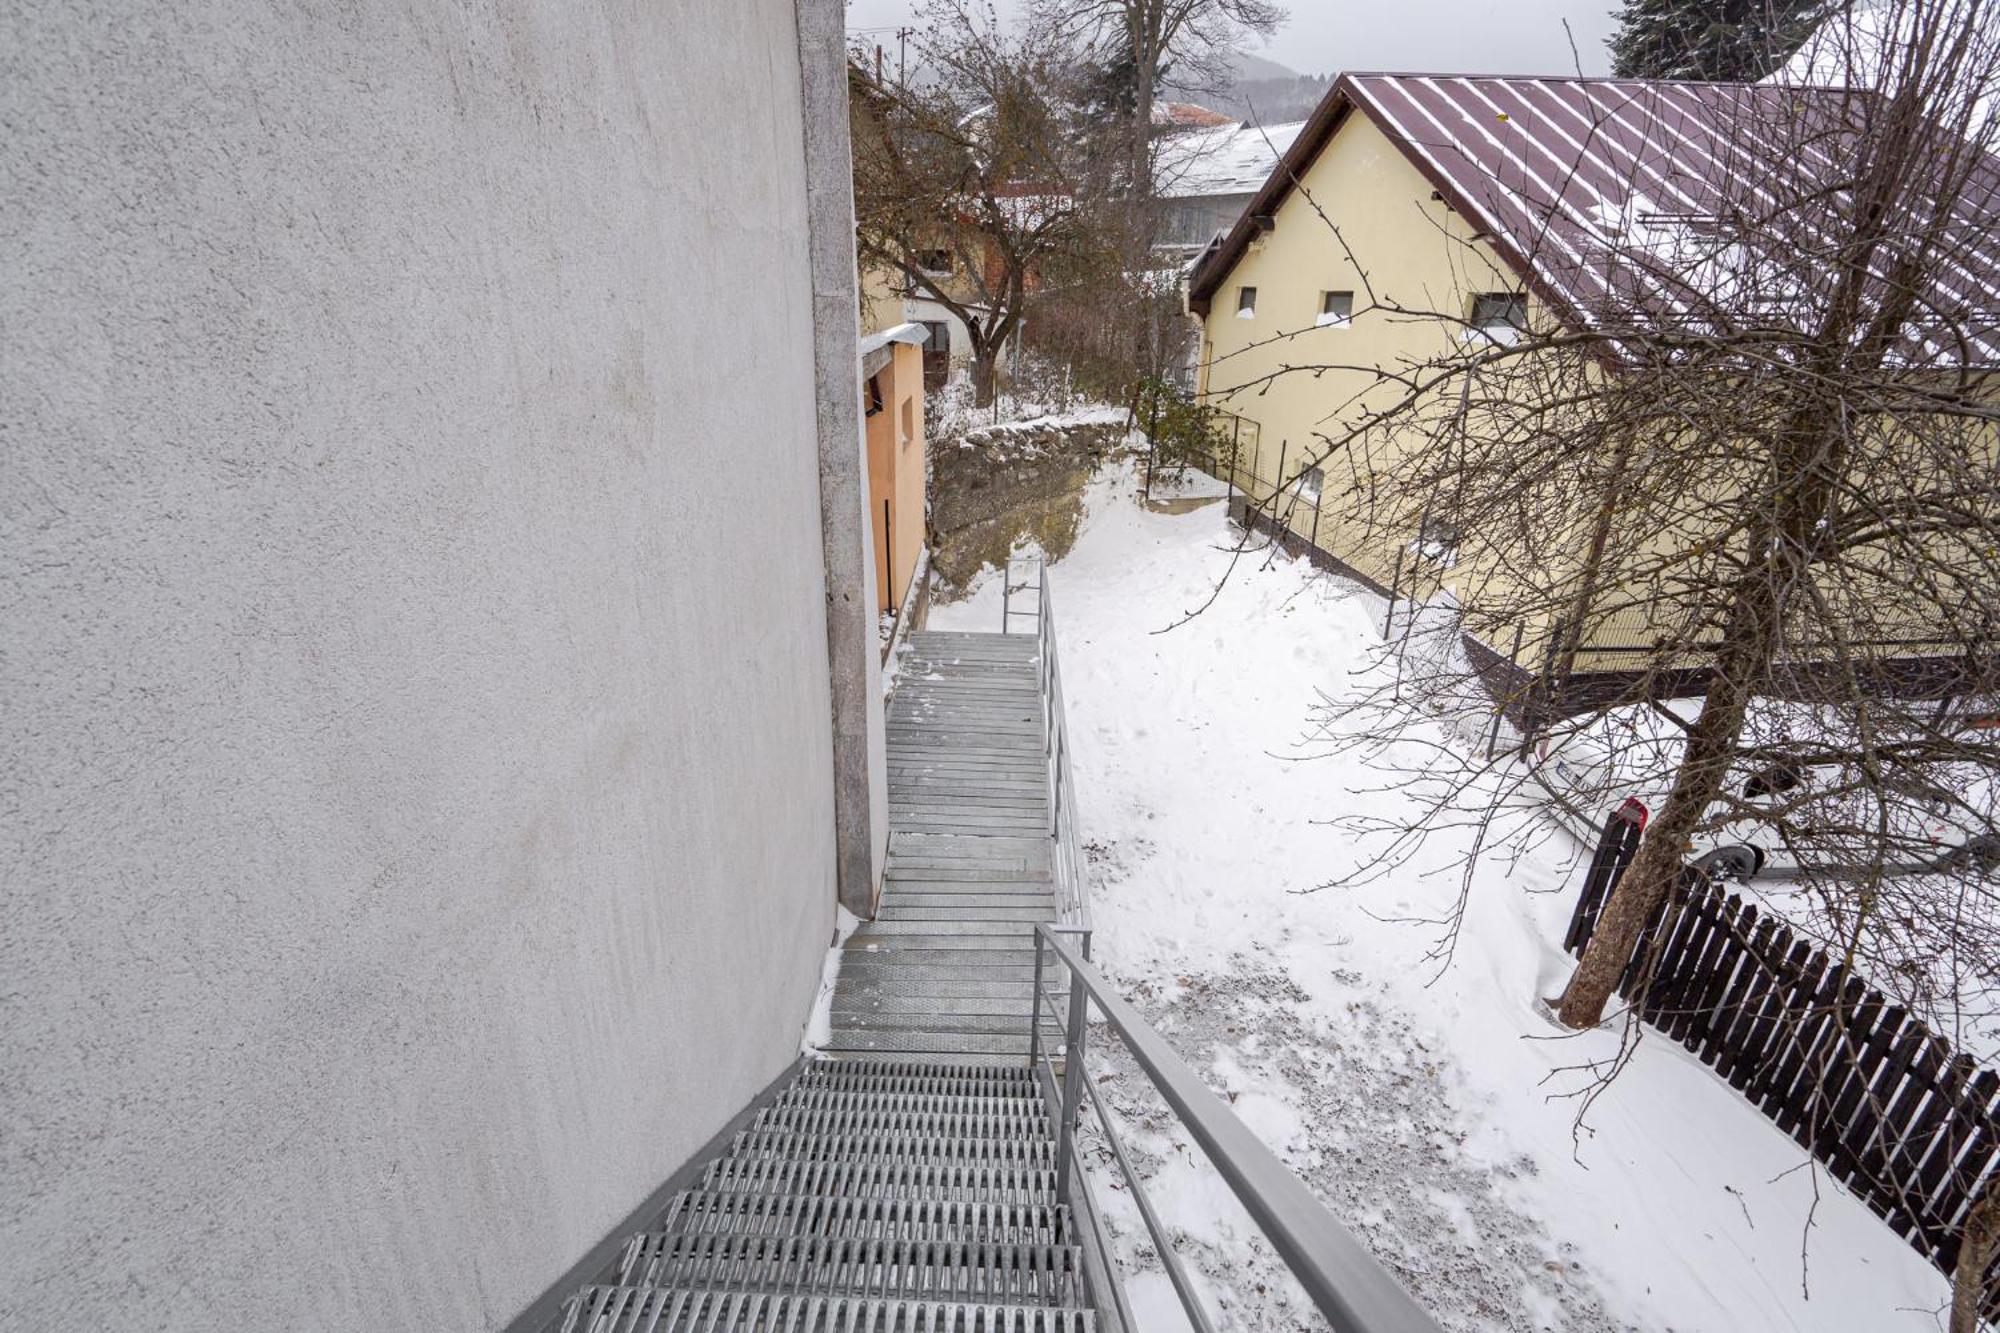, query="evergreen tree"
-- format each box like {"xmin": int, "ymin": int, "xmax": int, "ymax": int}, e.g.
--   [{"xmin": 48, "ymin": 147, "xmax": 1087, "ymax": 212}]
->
[{"xmin": 1610, "ymin": 0, "xmax": 1837, "ymax": 81}]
